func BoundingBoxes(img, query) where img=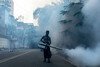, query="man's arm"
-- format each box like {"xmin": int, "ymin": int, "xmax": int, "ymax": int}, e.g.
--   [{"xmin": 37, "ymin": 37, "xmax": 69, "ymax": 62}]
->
[
  {"xmin": 49, "ymin": 37, "xmax": 51, "ymax": 45},
  {"xmin": 41, "ymin": 36, "xmax": 44, "ymax": 43}
]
